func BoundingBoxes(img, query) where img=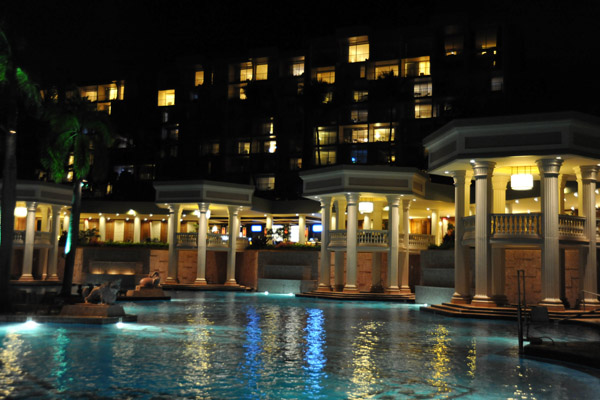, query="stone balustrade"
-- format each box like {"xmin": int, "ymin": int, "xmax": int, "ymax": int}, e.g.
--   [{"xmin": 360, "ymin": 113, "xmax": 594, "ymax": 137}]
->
[
  {"xmin": 13, "ymin": 230, "xmax": 52, "ymax": 246},
  {"xmin": 177, "ymin": 232, "xmax": 248, "ymax": 250},
  {"xmin": 408, "ymin": 233, "xmax": 435, "ymax": 250}
]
